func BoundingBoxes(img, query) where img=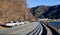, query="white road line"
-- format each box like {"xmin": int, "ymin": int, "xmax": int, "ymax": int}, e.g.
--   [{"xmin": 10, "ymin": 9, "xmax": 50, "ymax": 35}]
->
[{"xmin": 39, "ymin": 23, "xmax": 43, "ymax": 35}]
